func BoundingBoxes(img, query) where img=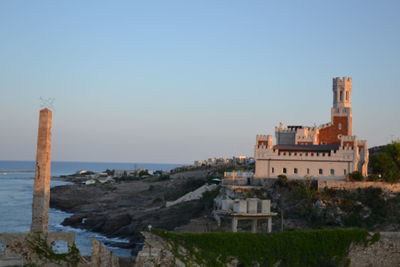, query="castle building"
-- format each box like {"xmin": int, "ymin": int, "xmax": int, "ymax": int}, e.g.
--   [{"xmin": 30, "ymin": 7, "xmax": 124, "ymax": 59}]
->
[{"xmin": 254, "ymin": 77, "xmax": 368, "ymax": 180}]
